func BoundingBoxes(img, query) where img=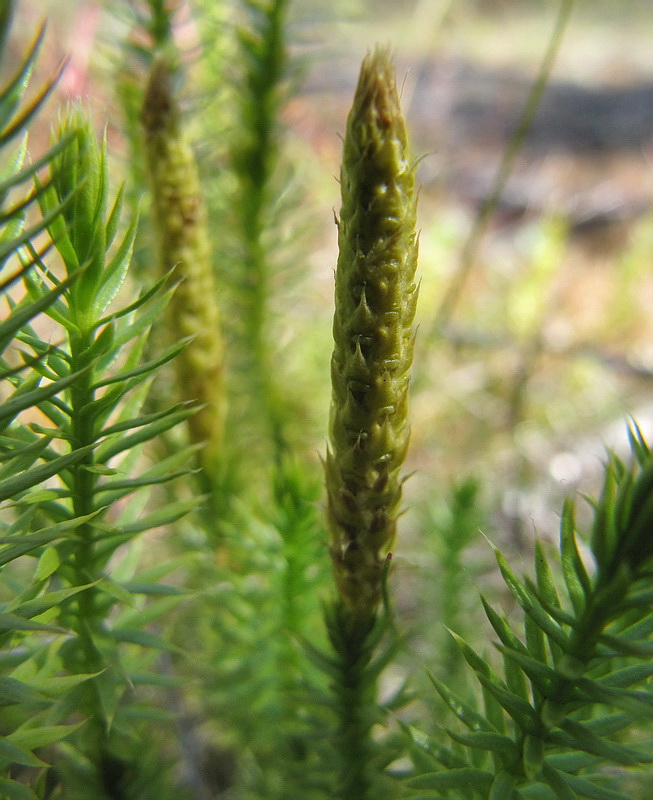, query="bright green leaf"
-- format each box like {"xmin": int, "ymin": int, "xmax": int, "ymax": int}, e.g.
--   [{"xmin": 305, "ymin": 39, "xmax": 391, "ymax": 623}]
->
[{"xmin": 407, "ymin": 768, "xmax": 494, "ymax": 792}]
